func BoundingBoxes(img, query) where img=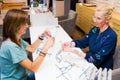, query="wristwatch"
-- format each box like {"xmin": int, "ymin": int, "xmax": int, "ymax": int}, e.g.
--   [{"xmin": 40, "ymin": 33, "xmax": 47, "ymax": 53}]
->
[{"xmin": 38, "ymin": 36, "xmax": 44, "ymax": 40}]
